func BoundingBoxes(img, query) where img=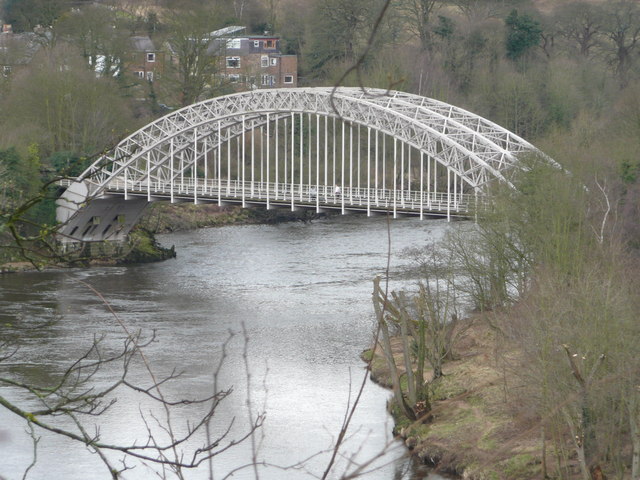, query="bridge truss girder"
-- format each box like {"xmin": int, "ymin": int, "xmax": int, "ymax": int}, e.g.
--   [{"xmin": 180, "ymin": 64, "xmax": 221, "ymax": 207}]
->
[
  {"xmin": 83, "ymin": 87, "xmax": 551, "ymax": 195},
  {"xmin": 57, "ymin": 87, "xmax": 554, "ymax": 243}
]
